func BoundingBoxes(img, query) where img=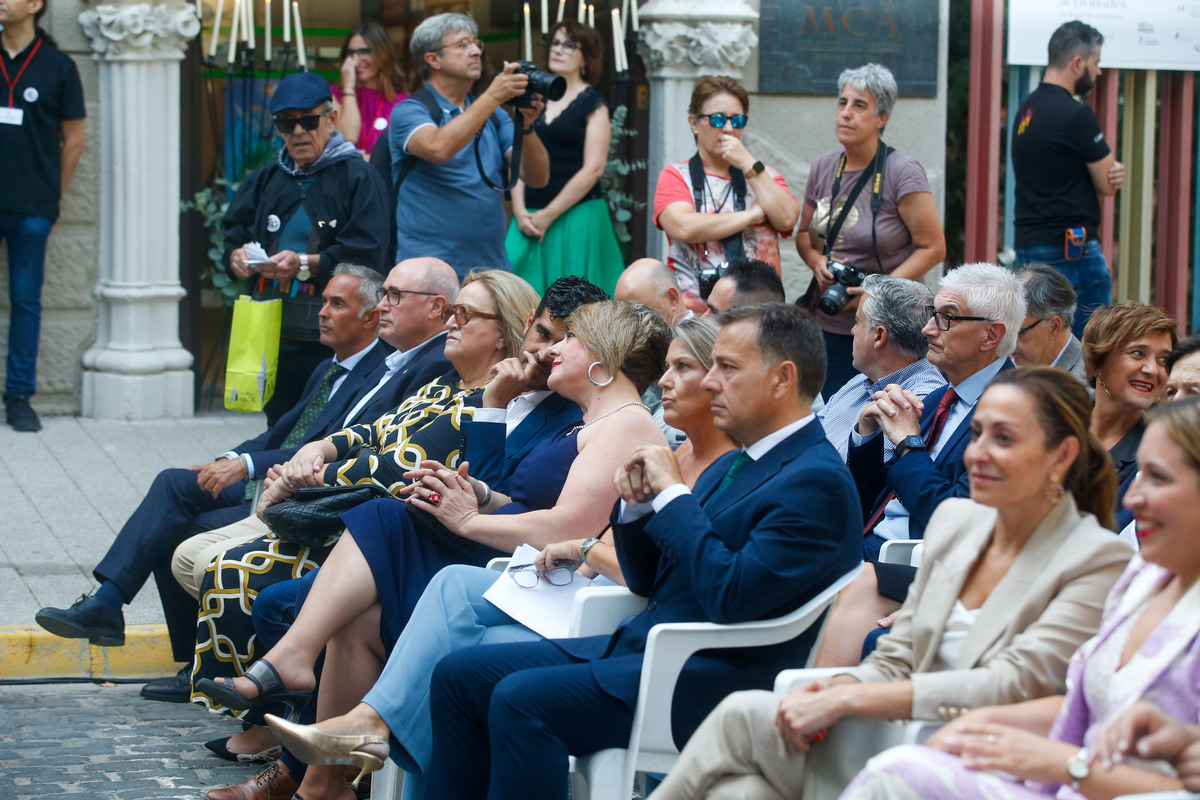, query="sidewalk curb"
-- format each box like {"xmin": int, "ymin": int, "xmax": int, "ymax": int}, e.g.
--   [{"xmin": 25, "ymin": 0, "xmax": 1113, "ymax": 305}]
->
[{"xmin": 0, "ymin": 624, "xmax": 182, "ymax": 680}]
